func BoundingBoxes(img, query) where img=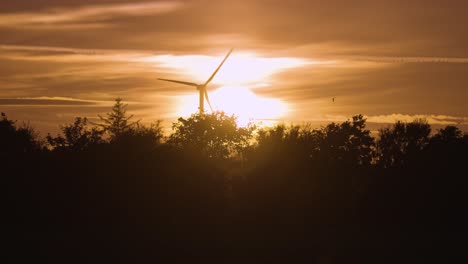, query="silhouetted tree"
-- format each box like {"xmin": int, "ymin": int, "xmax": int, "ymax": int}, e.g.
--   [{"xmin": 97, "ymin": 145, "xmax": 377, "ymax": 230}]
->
[
  {"xmin": 314, "ymin": 114, "xmax": 375, "ymax": 166},
  {"xmin": 169, "ymin": 112, "xmax": 254, "ymax": 159},
  {"xmin": 47, "ymin": 117, "xmax": 104, "ymax": 151},
  {"xmin": 111, "ymin": 121, "xmax": 164, "ymax": 153},
  {"xmin": 252, "ymin": 124, "xmax": 310, "ymax": 165},
  {"xmin": 5, "ymin": 105, "xmax": 468, "ymax": 263},
  {"xmin": 377, "ymin": 119, "xmax": 431, "ymax": 167},
  {"xmin": 96, "ymin": 98, "xmax": 138, "ymax": 140},
  {"xmin": 431, "ymin": 125, "xmax": 463, "ymax": 143},
  {"xmin": 255, "ymin": 124, "xmax": 288, "ymax": 152},
  {"xmin": 0, "ymin": 112, "xmax": 42, "ymax": 154},
  {"xmin": 424, "ymin": 125, "xmax": 466, "ymax": 168},
  {"xmin": 253, "ymin": 115, "xmax": 374, "ymax": 166}
]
